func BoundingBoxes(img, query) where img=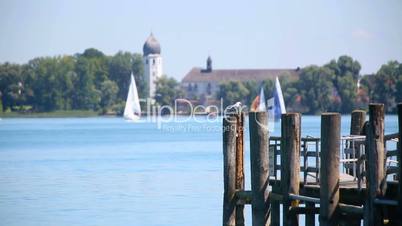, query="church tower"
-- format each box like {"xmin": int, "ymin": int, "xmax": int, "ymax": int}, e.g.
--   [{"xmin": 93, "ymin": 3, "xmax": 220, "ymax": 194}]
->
[{"xmin": 143, "ymin": 33, "xmax": 163, "ymax": 99}]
